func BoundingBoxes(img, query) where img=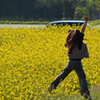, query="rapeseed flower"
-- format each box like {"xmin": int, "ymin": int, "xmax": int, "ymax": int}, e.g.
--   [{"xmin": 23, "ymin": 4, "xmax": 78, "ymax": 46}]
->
[{"xmin": 0, "ymin": 25, "xmax": 100, "ymax": 99}]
